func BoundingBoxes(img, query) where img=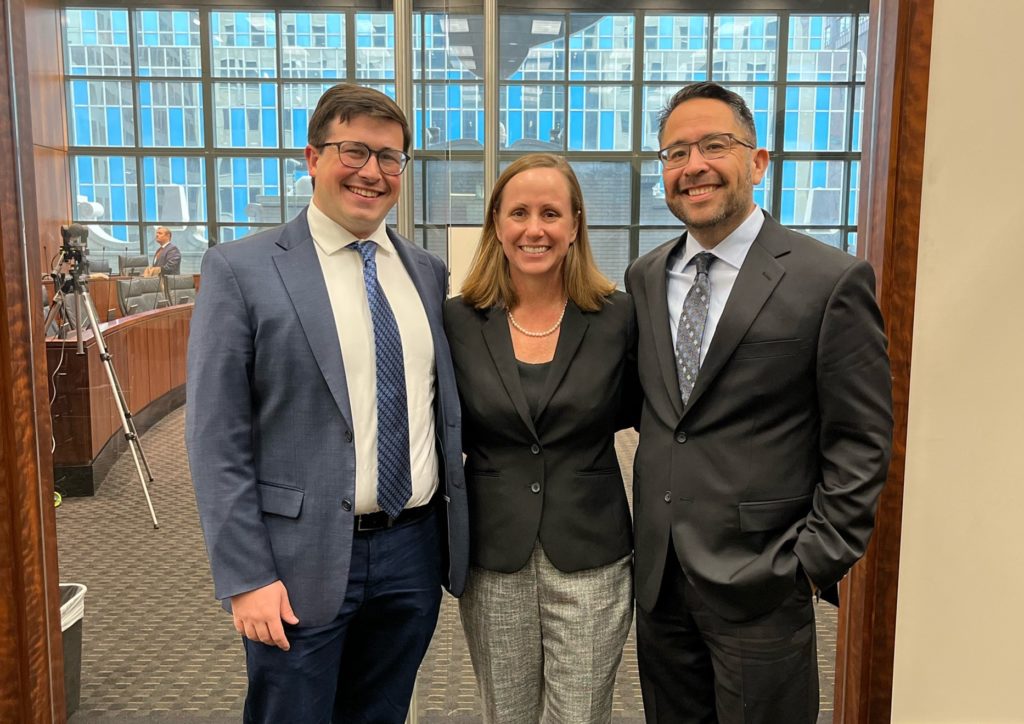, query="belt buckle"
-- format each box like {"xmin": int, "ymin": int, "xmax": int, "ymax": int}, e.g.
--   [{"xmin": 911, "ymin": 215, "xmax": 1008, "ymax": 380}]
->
[{"xmin": 356, "ymin": 511, "xmax": 393, "ymax": 532}]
